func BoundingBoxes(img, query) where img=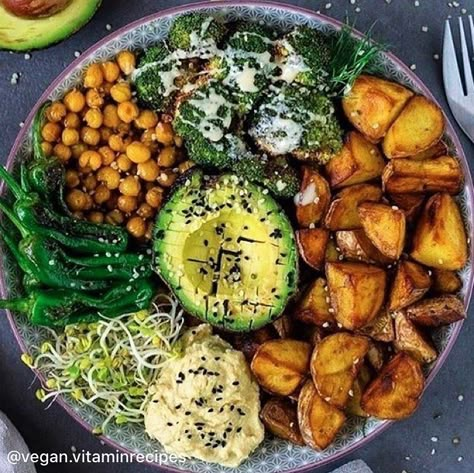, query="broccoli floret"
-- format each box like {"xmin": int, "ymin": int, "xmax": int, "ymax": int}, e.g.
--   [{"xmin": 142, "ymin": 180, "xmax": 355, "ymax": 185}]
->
[
  {"xmin": 133, "ymin": 44, "xmax": 181, "ymax": 112},
  {"xmin": 227, "ymin": 22, "xmax": 276, "ymax": 54},
  {"xmin": 249, "ymin": 84, "xmax": 343, "ymax": 164},
  {"xmin": 169, "ymin": 13, "xmax": 227, "ymax": 53}
]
